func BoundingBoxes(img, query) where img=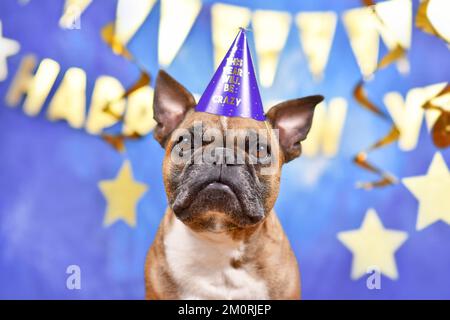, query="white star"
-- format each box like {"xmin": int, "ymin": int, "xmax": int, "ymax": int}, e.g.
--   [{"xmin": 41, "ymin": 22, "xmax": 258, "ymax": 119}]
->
[
  {"xmin": 337, "ymin": 208, "xmax": 408, "ymax": 280},
  {"xmin": 402, "ymin": 152, "xmax": 450, "ymax": 230},
  {"xmin": 0, "ymin": 20, "xmax": 20, "ymax": 81}
]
